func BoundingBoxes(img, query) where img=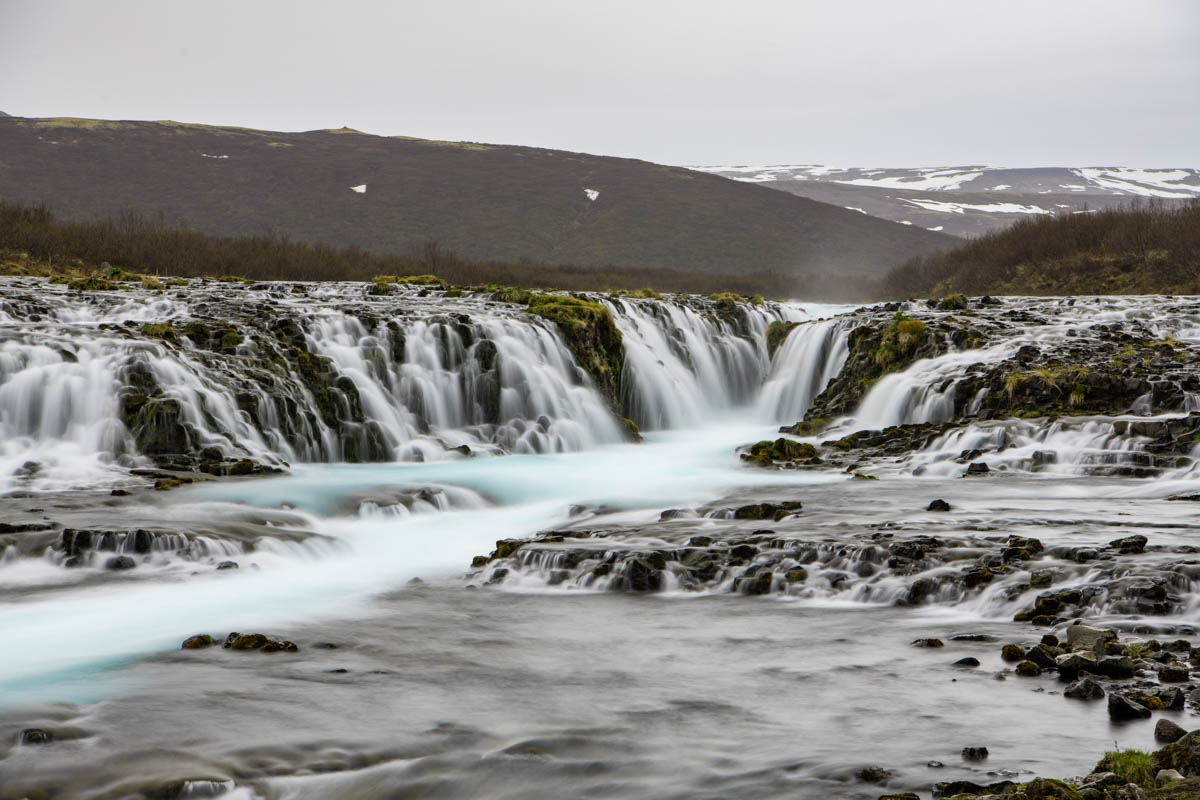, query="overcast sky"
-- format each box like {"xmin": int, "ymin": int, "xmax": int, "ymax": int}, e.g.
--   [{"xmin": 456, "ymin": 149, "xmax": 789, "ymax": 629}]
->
[{"xmin": 2, "ymin": 0, "xmax": 1198, "ymax": 167}]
